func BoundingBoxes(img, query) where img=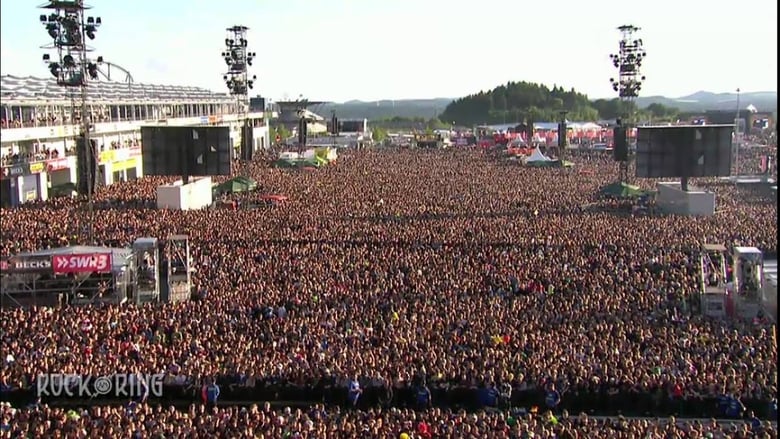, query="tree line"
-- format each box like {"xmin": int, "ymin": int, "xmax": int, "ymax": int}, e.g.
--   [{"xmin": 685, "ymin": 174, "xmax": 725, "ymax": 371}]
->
[{"xmin": 439, "ymin": 81, "xmax": 680, "ymax": 126}]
